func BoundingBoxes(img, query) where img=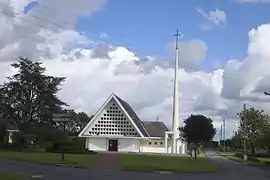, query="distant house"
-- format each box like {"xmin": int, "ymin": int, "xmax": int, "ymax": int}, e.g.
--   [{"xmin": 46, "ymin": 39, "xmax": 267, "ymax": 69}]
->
[{"xmin": 79, "ymin": 93, "xmax": 187, "ymax": 154}]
